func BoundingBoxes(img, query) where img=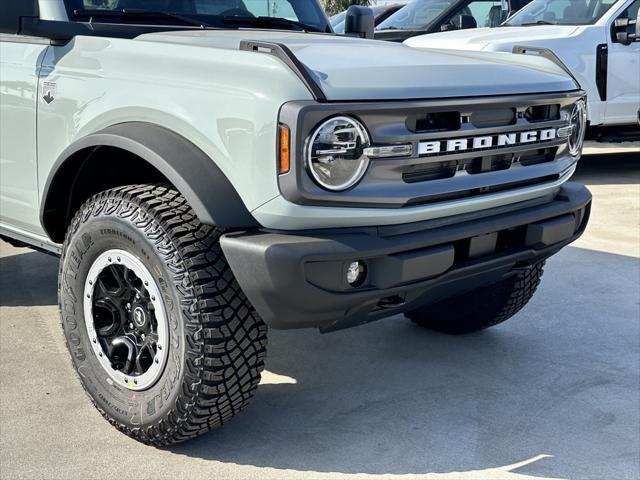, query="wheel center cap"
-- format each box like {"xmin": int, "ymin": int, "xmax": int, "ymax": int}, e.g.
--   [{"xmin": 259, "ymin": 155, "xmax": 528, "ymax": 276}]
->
[{"xmin": 132, "ymin": 306, "xmax": 147, "ymax": 328}]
